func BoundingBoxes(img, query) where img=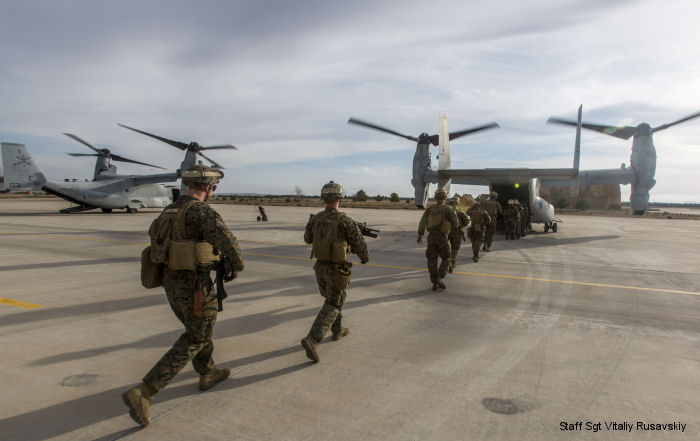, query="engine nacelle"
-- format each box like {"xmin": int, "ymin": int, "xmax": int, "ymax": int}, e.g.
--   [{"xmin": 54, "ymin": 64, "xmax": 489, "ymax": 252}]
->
[
  {"xmin": 629, "ymin": 125, "xmax": 657, "ymax": 215},
  {"xmin": 411, "ymin": 142, "xmax": 432, "ymax": 208}
]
